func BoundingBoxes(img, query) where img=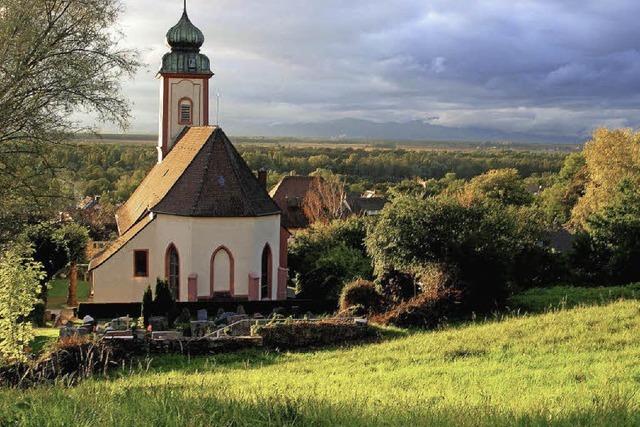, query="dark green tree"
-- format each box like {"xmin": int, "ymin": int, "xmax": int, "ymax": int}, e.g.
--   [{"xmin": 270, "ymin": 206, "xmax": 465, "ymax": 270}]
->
[{"xmin": 142, "ymin": 285, "xmax": 153, "ymax": 327}]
